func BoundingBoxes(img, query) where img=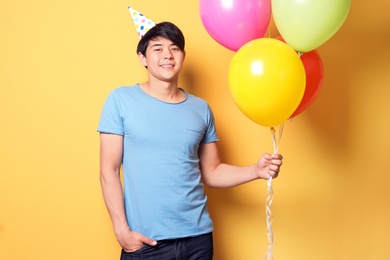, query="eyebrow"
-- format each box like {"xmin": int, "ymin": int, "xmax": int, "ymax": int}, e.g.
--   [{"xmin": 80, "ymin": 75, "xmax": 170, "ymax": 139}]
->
[
  {"xmin": 150, "ymin": 43, "xmax": 177, "ymax": 48},
  {"xmin": 151, "ymin": 43, "xmax": 163, "ymax": 48}
]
